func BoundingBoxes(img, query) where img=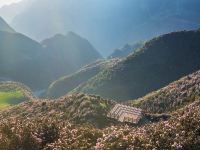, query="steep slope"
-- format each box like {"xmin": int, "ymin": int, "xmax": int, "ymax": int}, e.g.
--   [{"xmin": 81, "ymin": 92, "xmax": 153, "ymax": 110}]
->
[
  {"xmin": 0, "ymin": 17, "xmax": 15, "ymax": 32},
  {"xmin": 11, "ymin": 0, "xmax": 200, "ymax": 56},
  {"xmin": 41, "ymin": 32, "xmax": 102, "ymax": 79},
  {"xmin": 46, "ymin": 59, "xmax": 120, "ymax": 98},
  {"xmin": 131, "ymin": 70, "xmax": 200, "ymax": 113},
  {"xmin": 0, "ymin": 81, "xmax": 33, "ymax": 109},
  {"xmin": 72, "ymin": 29, "xmax": 200, "ymax": 101},
  {"xmin": 108, "ymin": 42, "xmax": 143, "ymax": 59}
]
